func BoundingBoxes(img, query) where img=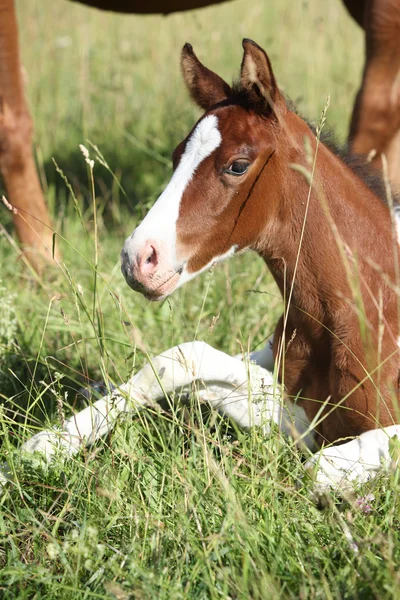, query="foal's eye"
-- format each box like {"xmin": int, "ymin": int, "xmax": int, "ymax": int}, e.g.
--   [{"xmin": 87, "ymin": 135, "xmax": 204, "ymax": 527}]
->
[{"xmin": 225, "ymin": 161, "xmax": 249, "ymax": 176}]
